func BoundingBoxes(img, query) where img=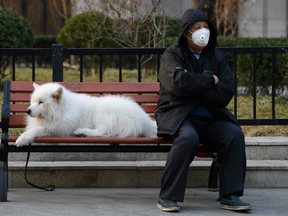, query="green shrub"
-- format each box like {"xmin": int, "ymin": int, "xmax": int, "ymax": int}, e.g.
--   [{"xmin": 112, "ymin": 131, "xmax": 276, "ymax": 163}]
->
[
  {"xmin": 57, "ymin": 11, "xmax": 115, "ymax": 48},
  {"xmin": 33, "ymin": 35, "xmax": 57, "ymax": 48},
  {"xmin": 0, "ymin": 9, "xmax": 33, "ymax": 48},
  {"xmin": 57, "ymin": 12, "xmax": 118, "ymax": 75},
  {"xmin": 217, "ymin": 37, "xmax": 288, "ymax": 95},
  {"xmin": 33, "ymin": 35, "xmax": 57, "ymax": 67},
  {"xmin": 0, "ymin": 9, "xmax": 33, "ymax": 82}
]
